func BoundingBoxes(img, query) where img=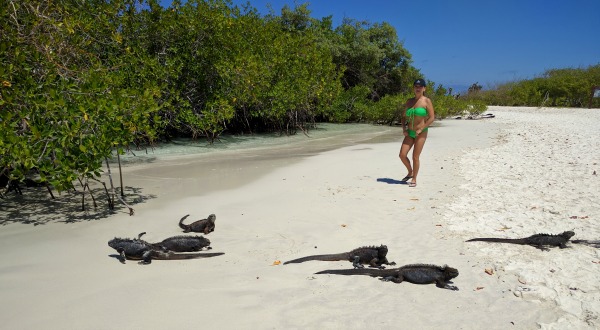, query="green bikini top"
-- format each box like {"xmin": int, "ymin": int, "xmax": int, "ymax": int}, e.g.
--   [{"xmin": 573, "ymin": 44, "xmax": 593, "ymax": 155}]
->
[{"xmin": 405, "ymin": 107, "xmax": 427, "ymax": 117}]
